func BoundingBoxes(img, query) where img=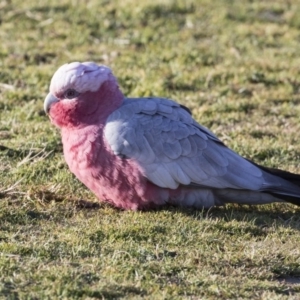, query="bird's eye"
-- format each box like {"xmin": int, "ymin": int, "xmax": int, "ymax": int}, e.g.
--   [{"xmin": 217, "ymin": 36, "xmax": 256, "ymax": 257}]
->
[{"xmin": 64, "ymin": 89, "xmax": 79, "ymax": 99}]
